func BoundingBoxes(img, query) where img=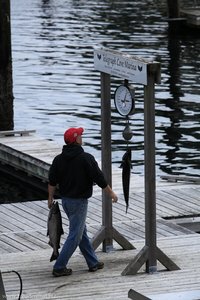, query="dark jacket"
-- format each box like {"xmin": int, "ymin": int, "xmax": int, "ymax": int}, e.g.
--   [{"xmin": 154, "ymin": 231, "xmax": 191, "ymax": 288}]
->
[{"xmin": 48, "ymin": 144, "xmax": 107, "ymax": 199}]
